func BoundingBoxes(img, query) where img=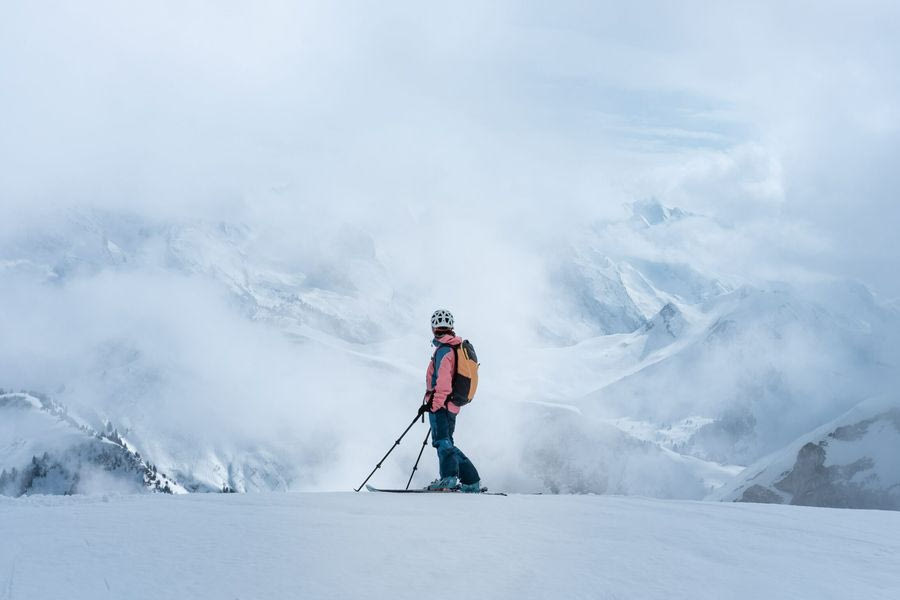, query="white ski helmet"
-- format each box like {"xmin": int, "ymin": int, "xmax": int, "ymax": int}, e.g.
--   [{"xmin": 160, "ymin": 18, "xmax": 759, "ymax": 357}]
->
[{"xmin": 431, "ymin": 309, "xmax": 454, "ymax": 330}]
